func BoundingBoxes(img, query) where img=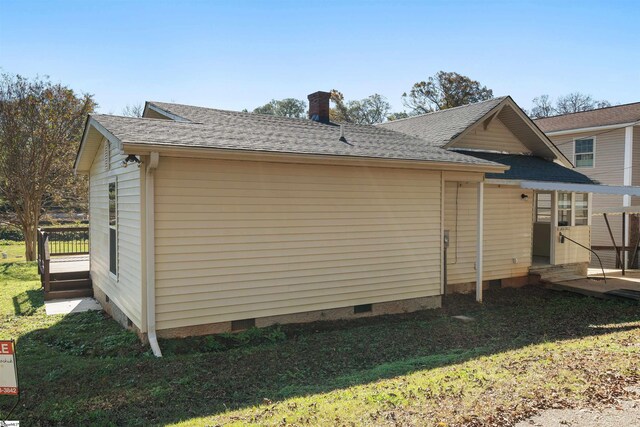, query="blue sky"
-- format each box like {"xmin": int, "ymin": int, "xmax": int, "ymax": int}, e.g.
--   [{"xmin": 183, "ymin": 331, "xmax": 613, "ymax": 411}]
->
[{"xmin": 1, "ymin": 0, "xmax": 638, "ymax": 115}]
